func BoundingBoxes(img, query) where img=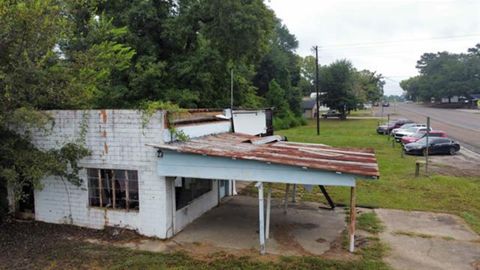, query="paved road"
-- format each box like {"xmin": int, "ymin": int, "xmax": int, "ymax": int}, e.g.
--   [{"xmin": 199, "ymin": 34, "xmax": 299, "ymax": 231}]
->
[{"xmin": 376, "ymin": 103, "xmax": 480, "ymax": 154}]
